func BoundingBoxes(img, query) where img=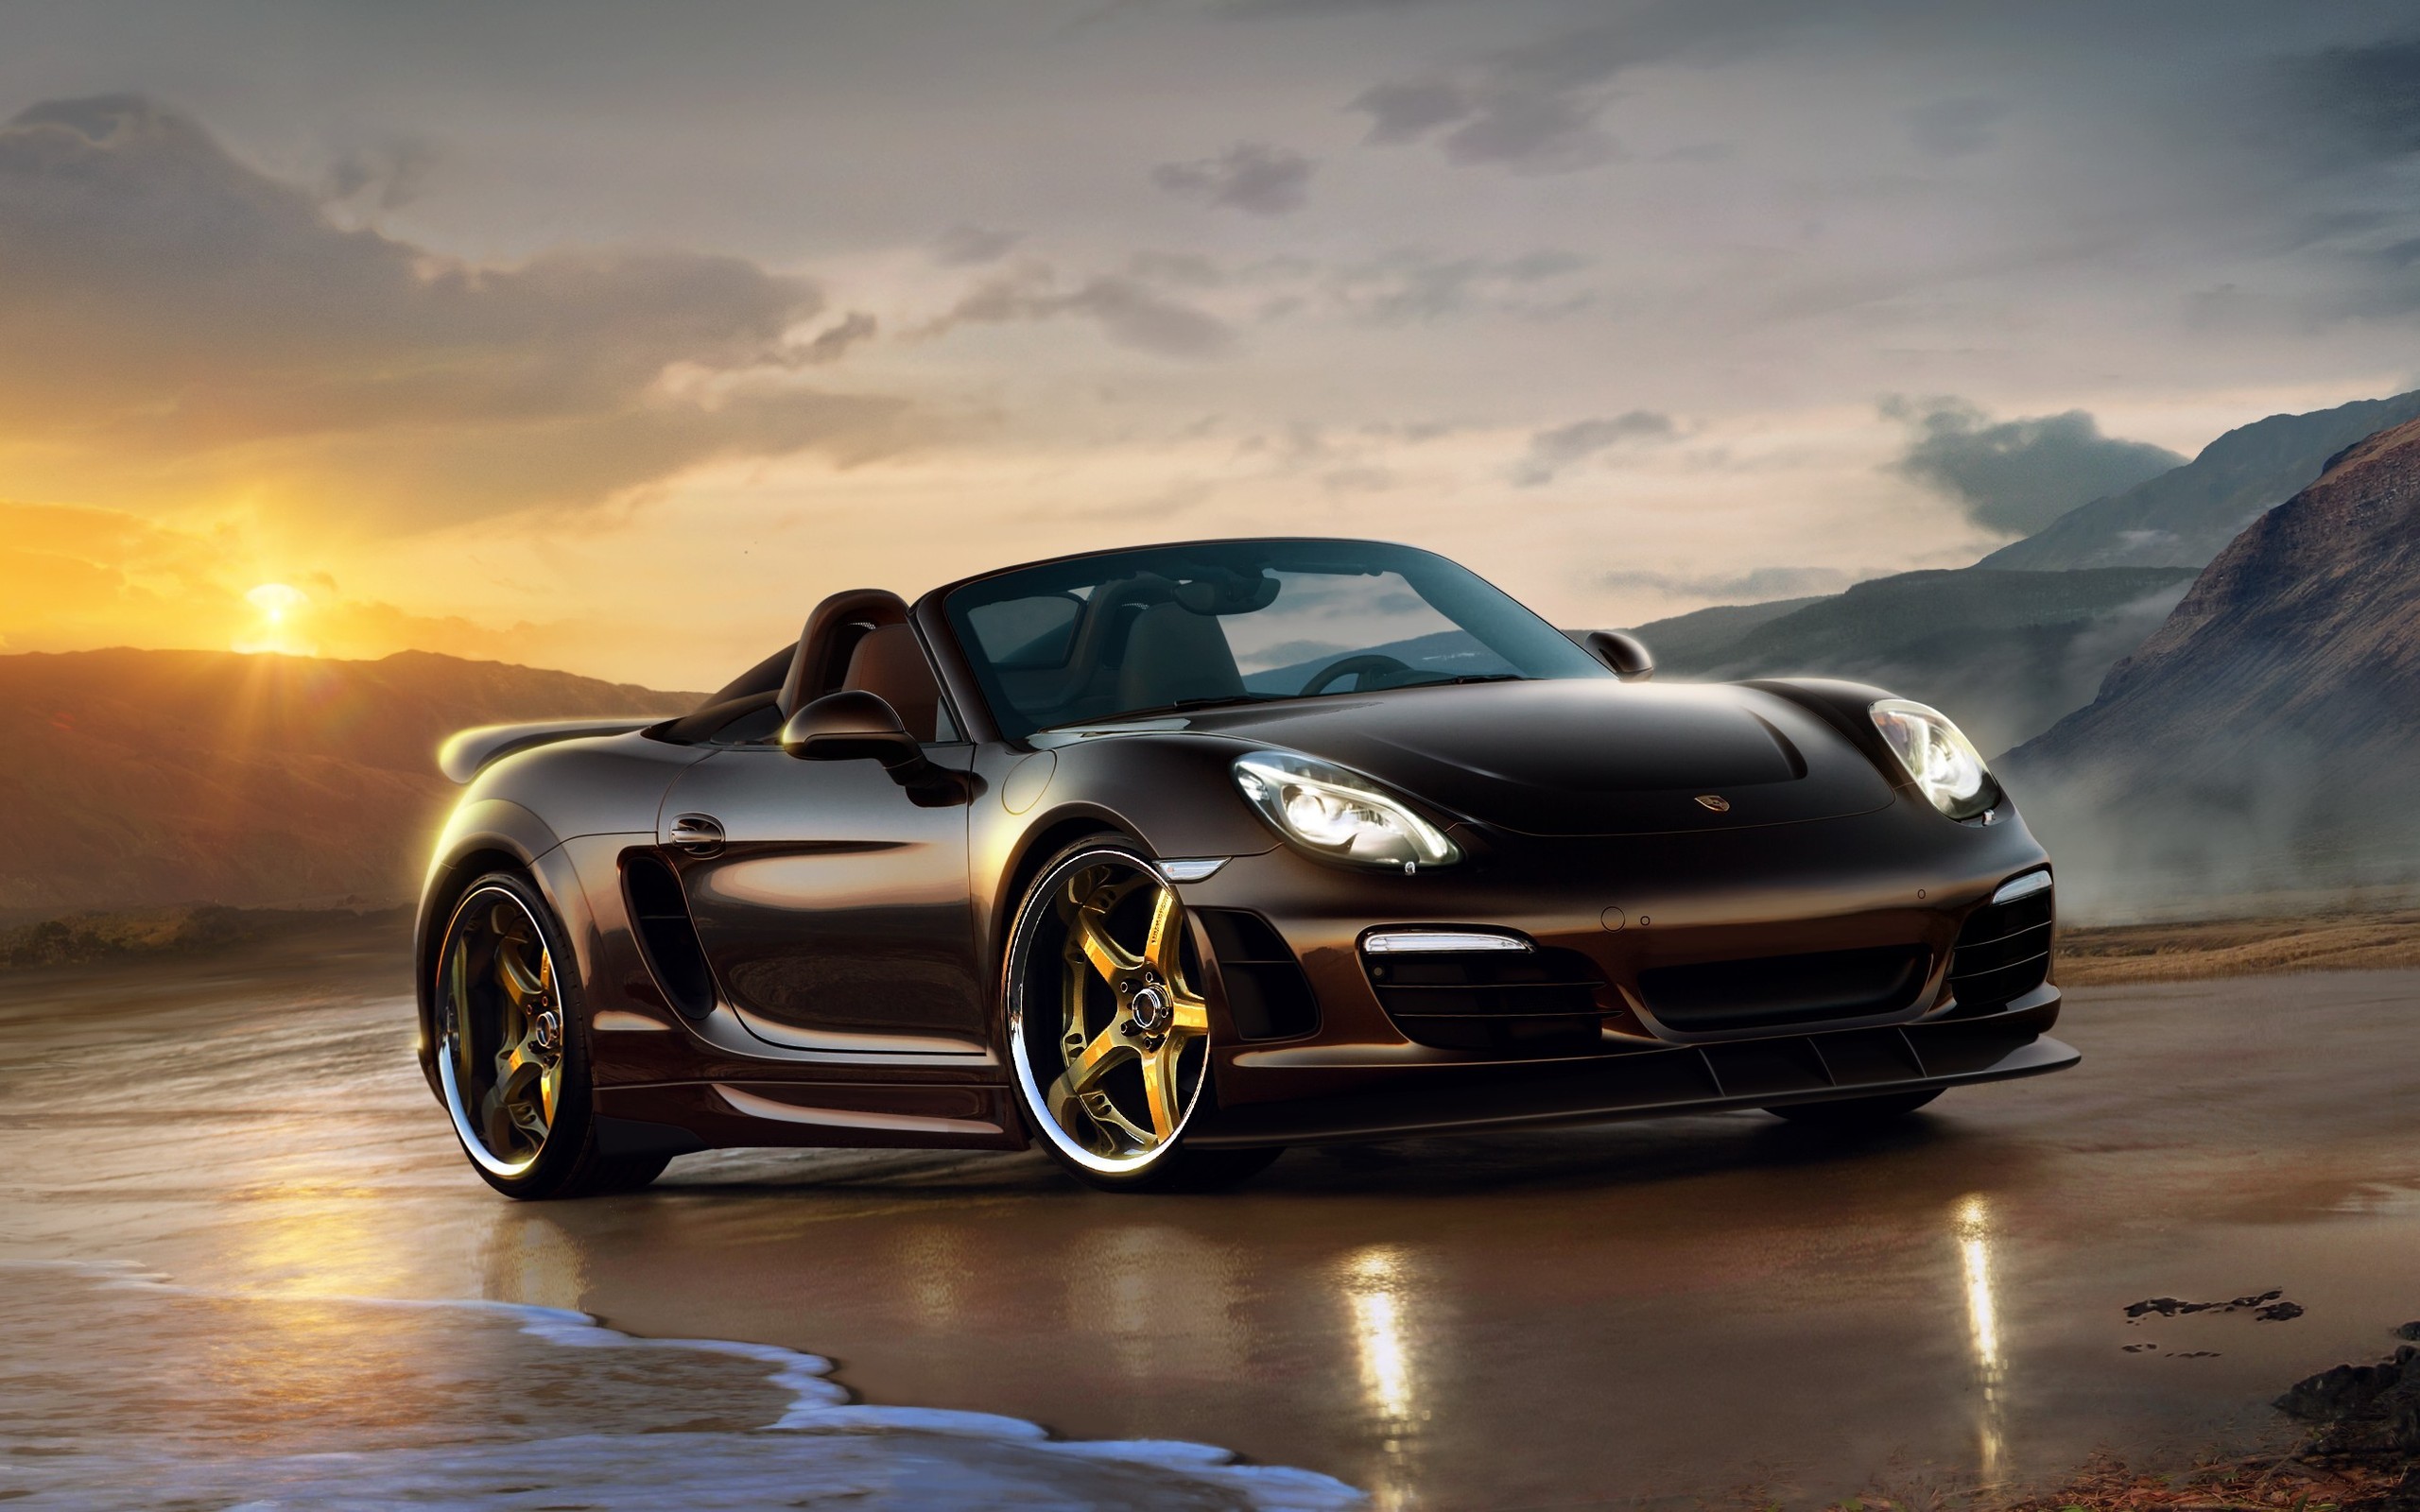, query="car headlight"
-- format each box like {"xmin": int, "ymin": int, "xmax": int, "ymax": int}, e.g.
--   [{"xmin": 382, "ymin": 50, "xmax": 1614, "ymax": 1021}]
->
[
  {"xmin": 1869, "ymin": 698, "xmax": 1998, "ymax": 819},
  {"xmin": 1232, "ymin": 751, "xmax": 1461, "ymax": 870}
]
